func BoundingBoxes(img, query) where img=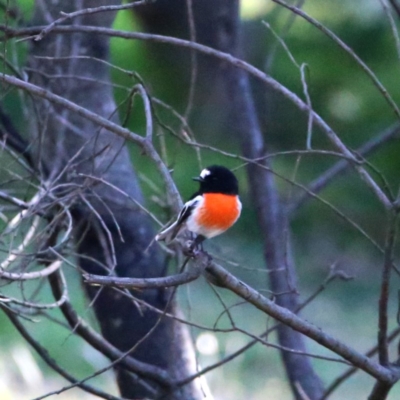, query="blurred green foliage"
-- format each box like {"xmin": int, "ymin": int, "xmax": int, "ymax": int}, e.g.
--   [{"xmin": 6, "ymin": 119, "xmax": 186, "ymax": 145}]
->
[{"xmin": 1, "ymin": 0, "xmax": 400, "ymax": 398}]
